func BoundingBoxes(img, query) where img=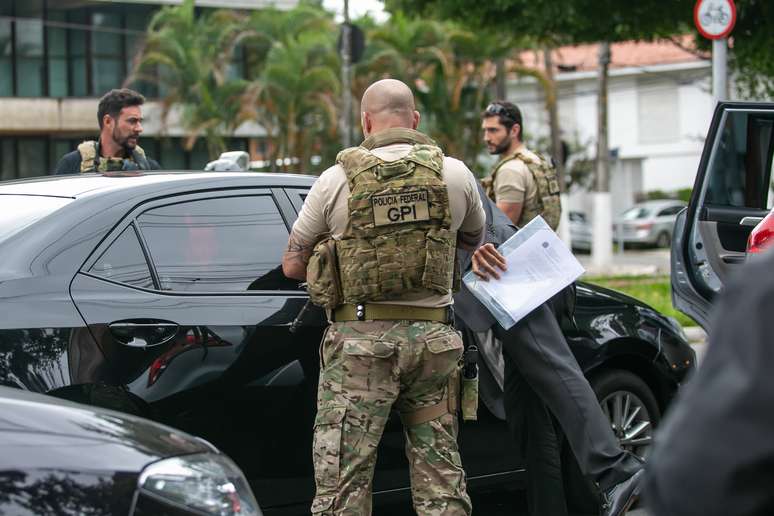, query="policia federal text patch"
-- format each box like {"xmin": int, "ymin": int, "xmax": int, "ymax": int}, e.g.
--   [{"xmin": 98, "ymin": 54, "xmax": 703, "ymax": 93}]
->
[{"xmin": 371, "ymin": 190, "xmax": 431, "ymax": 226}]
